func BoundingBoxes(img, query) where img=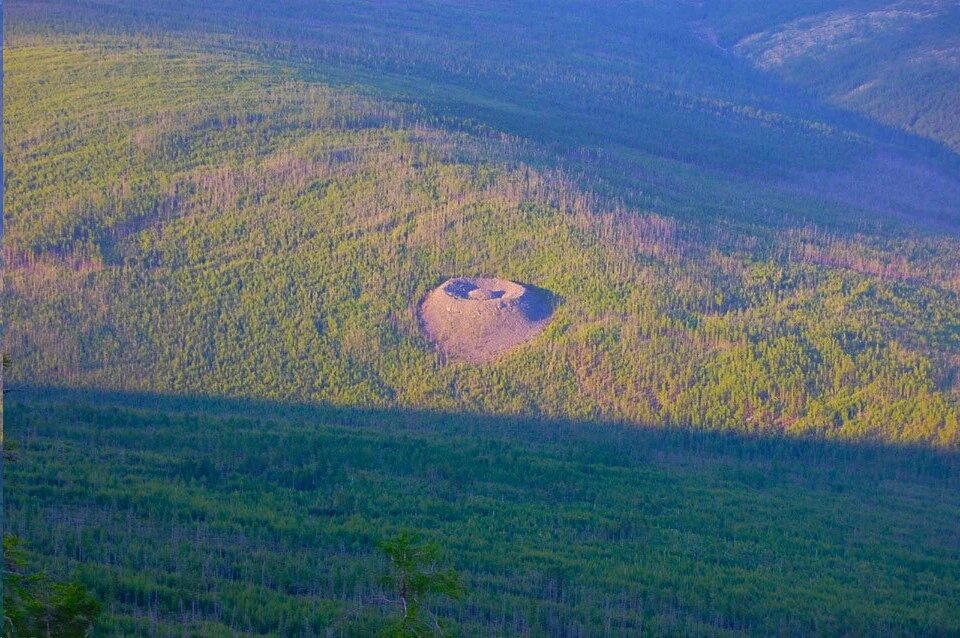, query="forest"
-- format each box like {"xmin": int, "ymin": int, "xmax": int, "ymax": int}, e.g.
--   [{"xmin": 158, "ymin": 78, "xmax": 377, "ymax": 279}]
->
[
  {"xmin": 3, "ymin": 32, "xmax": 959, "ymax": 445},
  {"xmin": 2, "ymin": 0, "xmax": 960, "ymax": 635},
  {"xmin": 5, "ymin": 390, "xmax": 960, "ymax": 635}
]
